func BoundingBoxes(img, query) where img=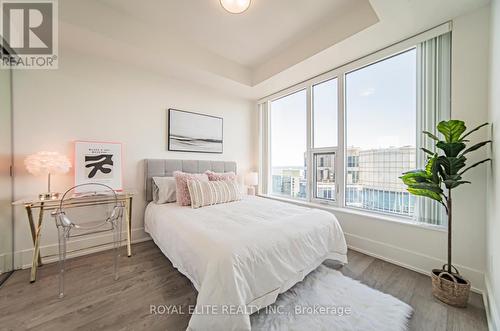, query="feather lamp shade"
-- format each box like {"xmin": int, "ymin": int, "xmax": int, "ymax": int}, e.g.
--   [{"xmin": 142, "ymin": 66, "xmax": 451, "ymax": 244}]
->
[{"xmin": 25, "ymin": 151, "xmax": 71, "ymax": 200}]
